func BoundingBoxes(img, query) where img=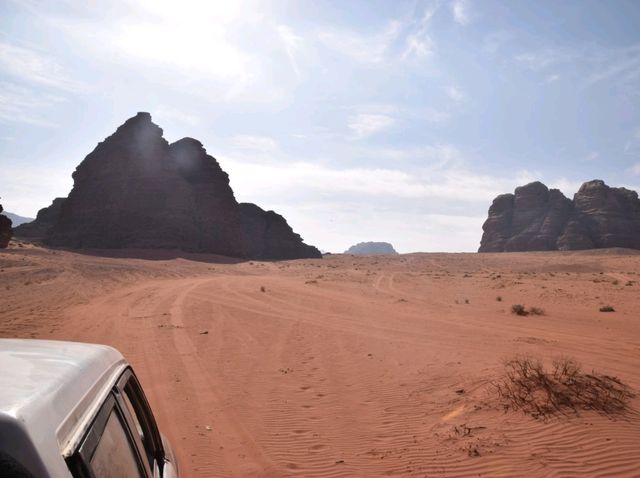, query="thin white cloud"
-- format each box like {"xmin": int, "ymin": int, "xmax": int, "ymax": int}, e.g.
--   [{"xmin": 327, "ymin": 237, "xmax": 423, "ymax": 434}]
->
[
  {"xmin": 515, "ymin": 50, "xmax": 566, "ymax": 71},
  {"xmin": 623, "ymin": 127, "xmax": 640, "ymax": 154},
  {"xmin": 548, "ymin": 178, "xmax": 584, "ymax": 196},
  {"xmin": 445, "ymin": 85, "xmax": 464, "ymax": 102},
  {"xmin": 230, "ymin": 135, "xmax": 279, "ymax": 153},
  {"xmin": 277, "ymin": 24, "xmax": 303, "ymax": 78},
  {"xmin": 401, "ymin": 3, "xmax": 439, "ymax": 61},
  {"xmin": 49, "ymin": 0, "xmax": 292, "ymax": 104},
  {"xmin": 348, "ymin": 113, "xmax": 396, "ymax": 139},
  {"xmin": 0, "ymin": 163, "xmax": 73, "ymax": 216},
  {"xmin": 631, "ymin": 163, "xmax": 640, "ymax": 175},
  {"xmin": 364, "ymin": 144, "xmax": 463, "ymax": 166},
  {"xmin": 318, "ymin": 20, "xmax": 401, "ymax": 65},
  {"xmin": 154, "ymin": 106, "xmax": 200, "ymax": 127},
  {"xmin": 0, "ymin": 42, "xmax": 83, "ymax": 92},
  {"xmin": 402, "ymin": 32, "xmax": 433, "ymax": 60},
  {"xmin": 0, "ymin": 82, "xmax": 65, "ymax": 127},
  {"xmin": 585, "ymin": 45, "xmax": 640, "ymax": 87},
  {"xmin": 483, "ymin": 30, "xmax": 511, "ymax": 54},
  {"xmin": 583, "ymin": 151, "xmax": 599, "ymax": 162},
  {"xmin": 221, "ymin": 151, "xmax": 545, "ymax": 205},
  {"xmin": 451, "ymin": 0, "xmax": 470, "ymax": 25},
  {"xmin": 515, "ymin": 43, "xmax": 640, "ymax": 94}
]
